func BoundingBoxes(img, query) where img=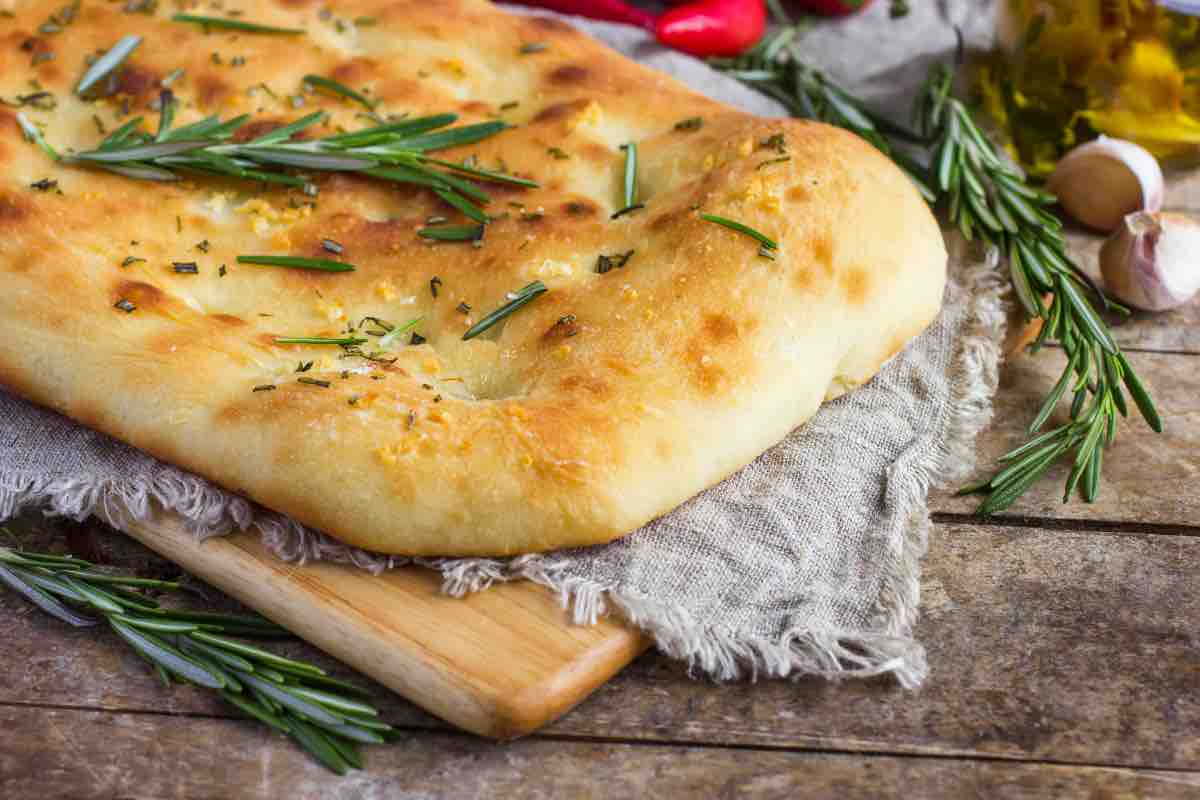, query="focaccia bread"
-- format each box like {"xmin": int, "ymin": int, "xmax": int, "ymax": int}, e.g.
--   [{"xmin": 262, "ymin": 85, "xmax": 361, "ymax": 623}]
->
[{"xmin": 0, "ymin": 1, "xmax": 946, "ymax": 555}]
